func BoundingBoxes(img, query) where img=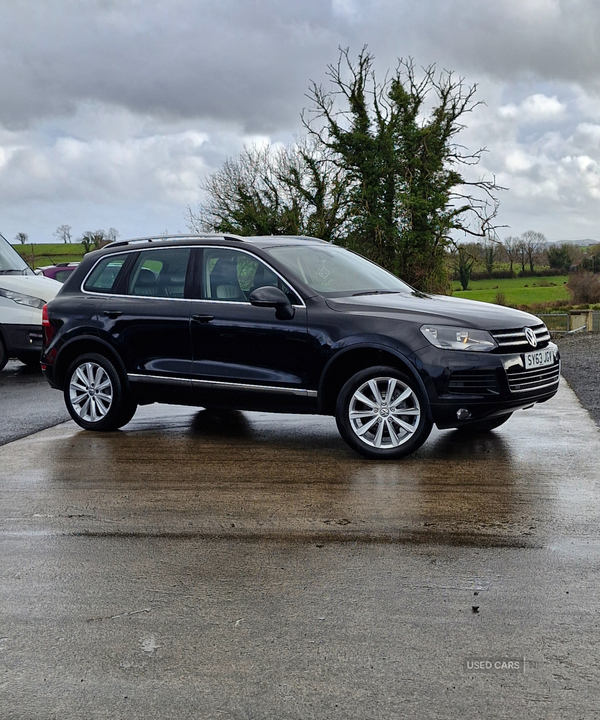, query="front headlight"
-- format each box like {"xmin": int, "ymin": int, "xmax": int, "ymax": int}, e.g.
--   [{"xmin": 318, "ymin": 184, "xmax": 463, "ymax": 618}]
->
[
  {"xmin": 420, "ymin": 325, "xmax": 497, "ymax": 352},
  {"xmin": 0, "ymin": 288, "xmax": 46, "ymax": 309}
]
